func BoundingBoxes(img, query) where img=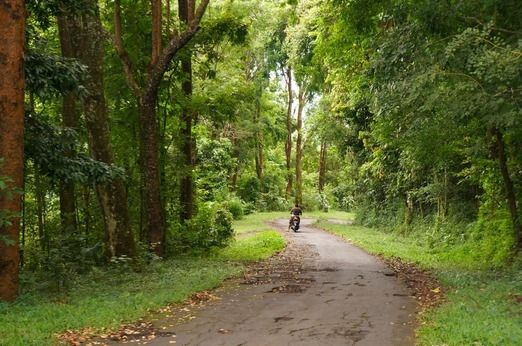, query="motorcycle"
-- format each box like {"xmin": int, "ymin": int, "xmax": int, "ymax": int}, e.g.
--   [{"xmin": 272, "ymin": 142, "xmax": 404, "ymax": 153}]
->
[{"xmin": 289, "ymin": 215, "xmax": 300, "ymax": 232}]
